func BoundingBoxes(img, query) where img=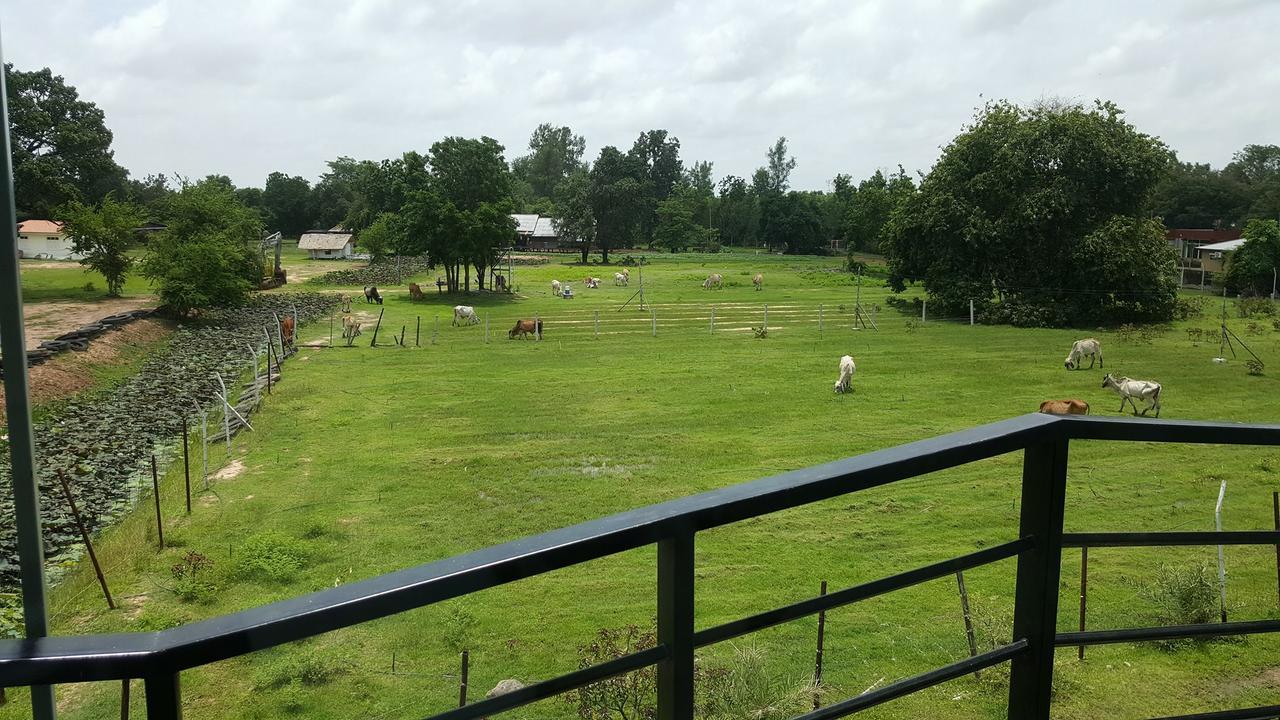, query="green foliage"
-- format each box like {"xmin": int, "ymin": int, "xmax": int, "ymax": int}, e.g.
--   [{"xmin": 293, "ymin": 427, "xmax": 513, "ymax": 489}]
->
[
  {"xmin": 564, "ymin": 624, "xmax": 658, "ymax": 719},
  {"xmin": 0, "ymin": 592, "xmax": 20, "ymax": 640},
  {"xmin": 556, "ymin": 169, "xmax": 596, "ymax": 261},
  {"xmin": 885, "ymin": 99, "xmax": 1175, "ymax": 326},
  {"xmin": 5, "ymin": 63, "xmax": 126, "ymax": 219},
  {"xmin": 356, "ymin": 212, "xmax": 402, "ymax": 262},
  {"xmin": 1247, "ymin": 359, "xmax": 1265, "ymax": 375},
  {"xmin": 1236, "ymin": 295, "xmax": 1277, "ymax": 318},
  {"xmin": 512, "ymin": 123, "xmax": 586, "ymax": 200},
  {"xmin": 262, "ymin": 172, "xmax": 315, "ymax": 237},
  {"xmin": 628, "ymin": 129, "xmax": 685, "ymax": 246},
  {"xmin": 235, "ymin": 532, "xmax": 305, "ymax": 583},
  {"xmin": 590, "ymin": 146, "xmax": 648, "ymax": 263},
  {"xmin": 1140, "ymin": 564, "xmax": 1221, "ymax": 649},
  {"xmin": 1172, "ymin": 296, "xmax": 1205, "ymax": 320},
  {"xmin": 698, "ymin": 644, "xmax": 819, "ymax": 720},
  {"xmin": 139, "ymin": 180, "xmax": 264, "ymax": 315},
  {"xmin": 836, "ymin": 167, "xmax": 916, "ymax": 254},
  {"xmin": 764, "ymin": 191, "xmax": 826, "ymax": 255},
  {"xmin": 58, "ymin": 193, "xmax": 146, "ymax": 296},
  {"xmin": 1224, "ymin": 219, "xmax": 1280, "ymax": 297},
  {"xmin": 252, "ymin": 648, "xmax": 344, "ymax": 691},
  {"xmin": 1152, "ymin": 159, "xmax": 1249, "ymax": 228},
  {"xmin": 654, "ymin": 187, "xmax": 704, "ymax": 253},
  {"xmin": 716, "ymin": 175, "xmax": 759, "ymax": 247},
  {"xmin": 440, "ymin": 605, "xmax": 477, "ymax": 653},
  {"xmin": 169, "ymin": 550, "xmax": 215, "ymax": 604}
]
